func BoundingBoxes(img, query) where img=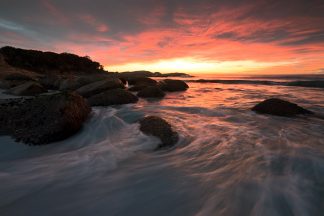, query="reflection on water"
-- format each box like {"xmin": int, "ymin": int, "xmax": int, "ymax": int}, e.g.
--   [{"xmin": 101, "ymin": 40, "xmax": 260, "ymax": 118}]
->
[{"xmin": 0, "ymin": 78, "xmax": 324, "ymax": 216}]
